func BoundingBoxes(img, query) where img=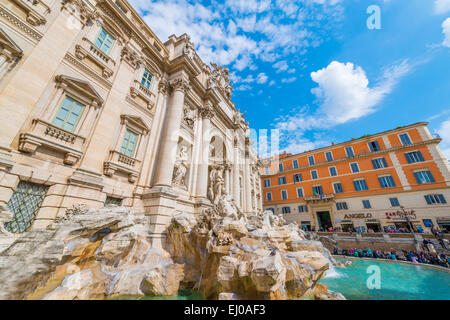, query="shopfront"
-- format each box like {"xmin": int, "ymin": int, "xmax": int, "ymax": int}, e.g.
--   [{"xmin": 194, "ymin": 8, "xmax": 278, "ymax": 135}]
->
[
  {"xmin": 365, "ymin": 219, "xmax": 382, "ymax": 232},
  {"xmin": 437, "ymin": 218, "xmax": 450, "ymax": 232}
]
